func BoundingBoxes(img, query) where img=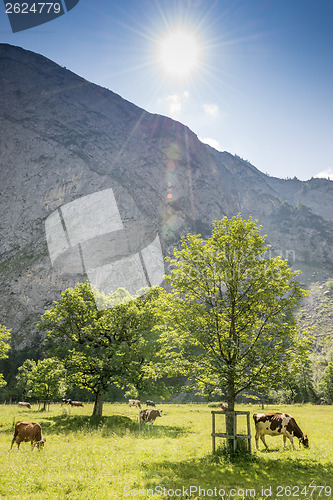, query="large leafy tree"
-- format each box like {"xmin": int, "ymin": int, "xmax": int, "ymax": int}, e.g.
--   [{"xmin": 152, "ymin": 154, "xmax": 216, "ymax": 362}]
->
[
  {"xmin": 156, "ymin": 215, "xmax": 307, "ymax": 416},
  {"xmin": 16, "ymin": 358, "xmax": 67, "ymax": 410},
  {"xmin": 0, "ymin": 324, "xmax": 11, "ymax": 388},
  {"xmin": 39, "ymin": 282, "xmax": 160, "ymax": 416},
  {"xmin": 319, "ymin": 362, "xmax": 333, "ymax": 403},
  {"xmin": 16, "ymin": 359, "xmax": 39, "ymax": 399},
  {"xmin": 284, "ymin": 337, "xmax": 317, "ymax": 403}
]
